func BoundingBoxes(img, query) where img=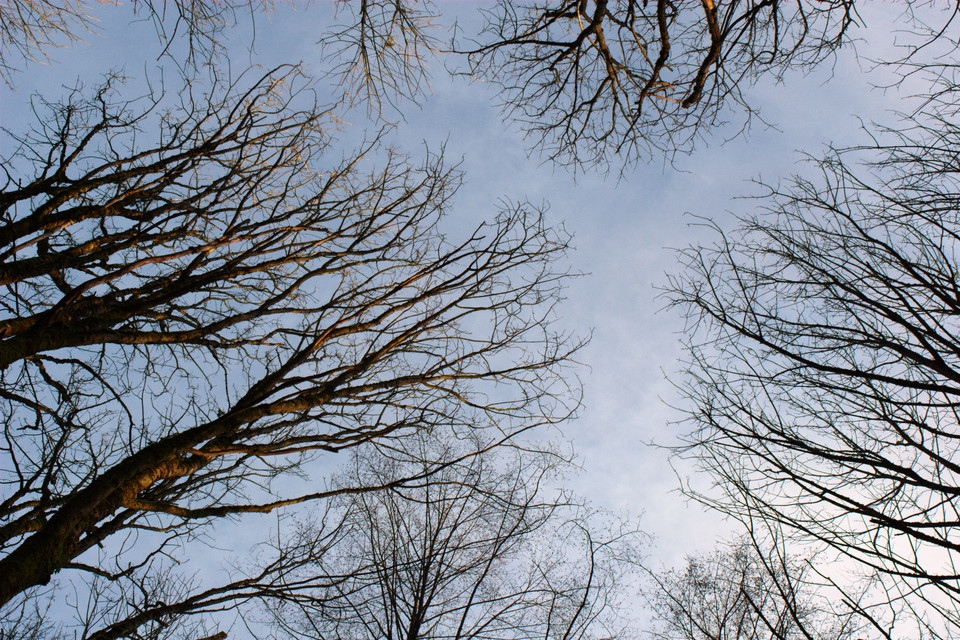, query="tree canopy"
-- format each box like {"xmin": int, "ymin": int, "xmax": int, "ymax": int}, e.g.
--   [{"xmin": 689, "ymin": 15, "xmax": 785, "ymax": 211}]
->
[
  {"xmin": 3, "ymin": 1, "xmax": 960, "ymax": 639},
  {"xmin": 668, "ymin": 76, "xmax": 960, "ymax": 638},
  {"xmin": 0, "ymin": 60, "xmax": 581, "ymax": 636}
]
